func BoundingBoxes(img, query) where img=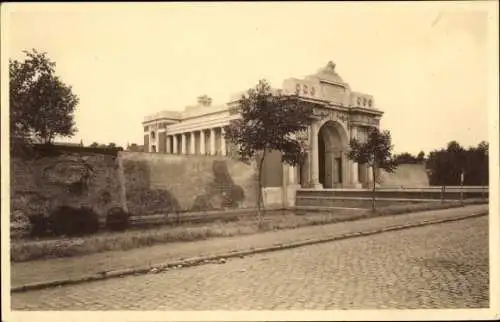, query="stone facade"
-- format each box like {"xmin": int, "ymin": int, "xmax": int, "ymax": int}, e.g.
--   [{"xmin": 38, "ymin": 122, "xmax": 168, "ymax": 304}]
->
[{"xmin": 143, "ymin": 61, "xmax": 383, "ymax": 190}]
